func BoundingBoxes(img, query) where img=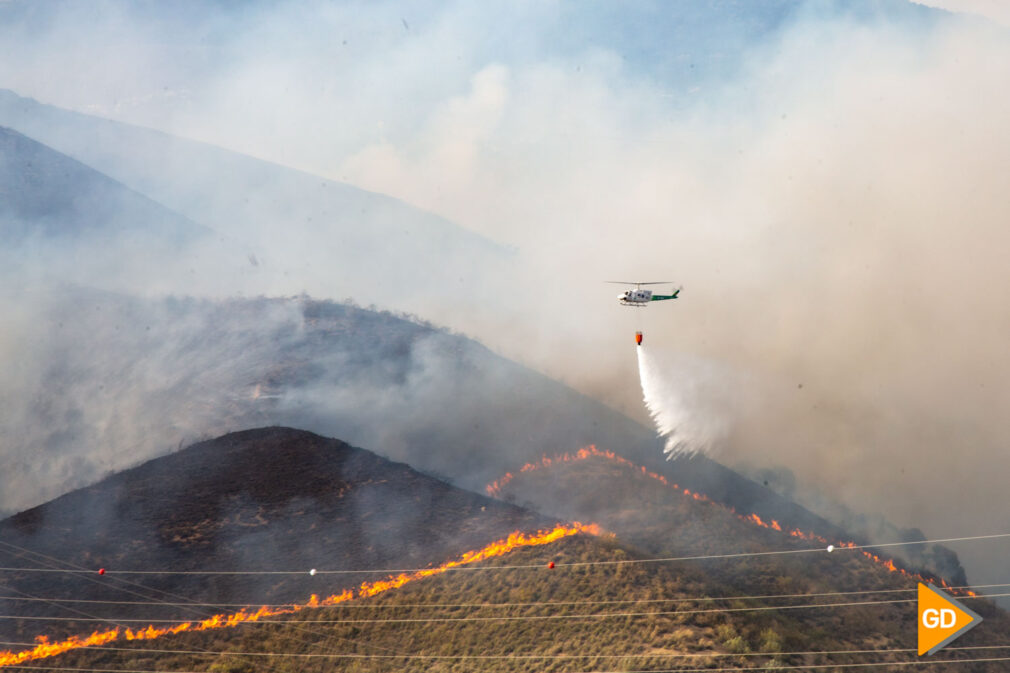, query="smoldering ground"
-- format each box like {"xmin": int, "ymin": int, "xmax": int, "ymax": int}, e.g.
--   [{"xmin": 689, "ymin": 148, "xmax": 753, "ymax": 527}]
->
[{"xmin": 1, "ymin": 1, "xmax": 1009, "ymax": 593}]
